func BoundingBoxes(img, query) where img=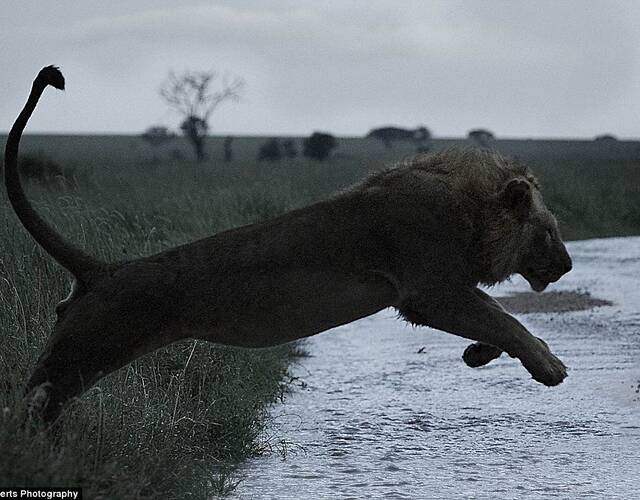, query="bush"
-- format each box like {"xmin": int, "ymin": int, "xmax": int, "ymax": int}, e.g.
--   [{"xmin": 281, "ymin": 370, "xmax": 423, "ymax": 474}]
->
[
  {"xmin": 594, "ymin": 134, "xmax": 617, "ymax": 143},
  {"xmin": 2, "ymin": 155, "xmax": 77, "ymax": 188},
  {"xmin": 281, "ymin": 139, "xmax": 297, "ymax": 159},
  {"xmin": 366, "ymin": 126, "xmax": 431, "ymax": 149},
  {"xmin": 141, "ymin": 126, "xmax": 175, "ymax": 148},
  {"xmin": 468, "ymin": 129, "xmax": 495, "ymax": 147},
  {"xmin": 257, "ymin": 138, "xmax": 282, "ymax": 161},
  {"xmin": 303, "ymin": 132, "xmax": 337, "ymax": 161},
  {"xmin": 20, "ymin": 155, "xmax": 63, "ymax": 179}
]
